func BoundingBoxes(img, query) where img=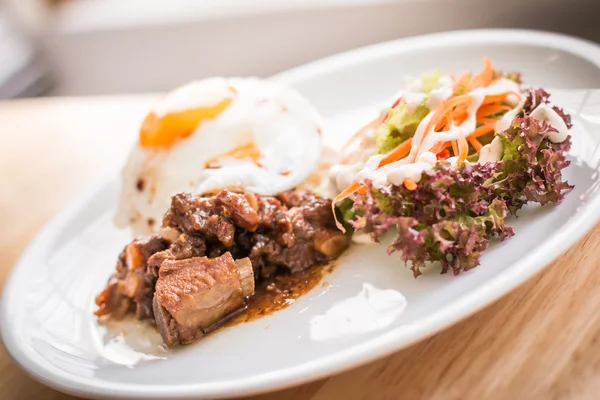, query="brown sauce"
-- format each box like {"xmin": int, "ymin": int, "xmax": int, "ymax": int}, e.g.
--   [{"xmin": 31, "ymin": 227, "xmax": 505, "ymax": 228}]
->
[{"xmin": 213, "ymin": 262, "xmax": 334, "ymax": 332}]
